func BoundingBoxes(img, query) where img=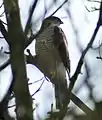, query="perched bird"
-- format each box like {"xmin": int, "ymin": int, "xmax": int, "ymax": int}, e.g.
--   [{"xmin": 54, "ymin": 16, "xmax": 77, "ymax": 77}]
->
[{"xmin": 35, "ymin": 16, "xmax": 70, "ymax": 109}]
